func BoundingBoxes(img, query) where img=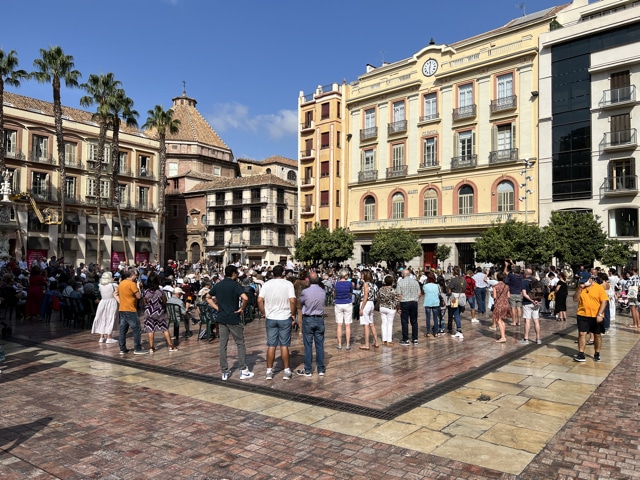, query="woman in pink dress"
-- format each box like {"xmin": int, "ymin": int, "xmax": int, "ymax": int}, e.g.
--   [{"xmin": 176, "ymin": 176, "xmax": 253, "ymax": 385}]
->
[{"xmin": 26, "ymin": 265, "xmax": 47, "ymax": 320}]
